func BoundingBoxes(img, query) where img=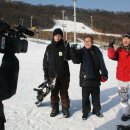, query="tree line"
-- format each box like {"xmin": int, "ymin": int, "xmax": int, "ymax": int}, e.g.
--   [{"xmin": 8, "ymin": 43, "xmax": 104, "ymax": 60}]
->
[{"xmin": 0, "ymin": 1, "xmax": 130, "ymax": 34}]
